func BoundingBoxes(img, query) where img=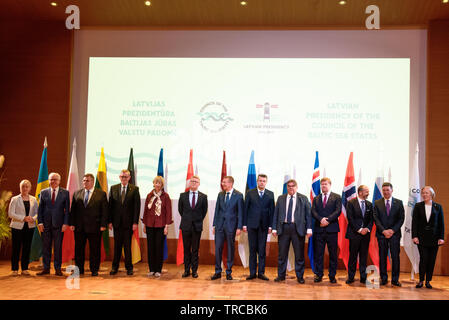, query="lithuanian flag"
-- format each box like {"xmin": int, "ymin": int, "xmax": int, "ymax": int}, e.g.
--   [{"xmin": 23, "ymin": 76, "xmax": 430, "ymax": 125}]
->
[{"xmin": 95, "ymin": 148, "xmax": 109, "ymax": 261}]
